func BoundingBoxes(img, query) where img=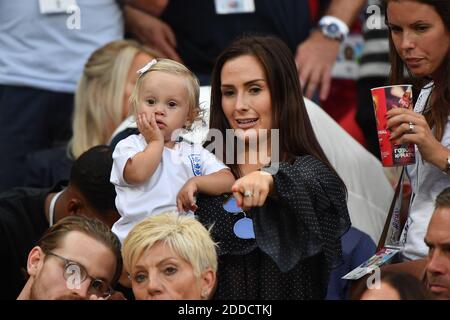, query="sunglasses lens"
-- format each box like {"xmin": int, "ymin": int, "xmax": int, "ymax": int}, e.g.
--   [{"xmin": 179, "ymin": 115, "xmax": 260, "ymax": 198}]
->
[
  {"xmin": 223, "ymin": 197, "xmax": 242, "ymax": 213},
  {"xmin": 233, "ymin": 217, "xmax": 255, "ymax": 239}
]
